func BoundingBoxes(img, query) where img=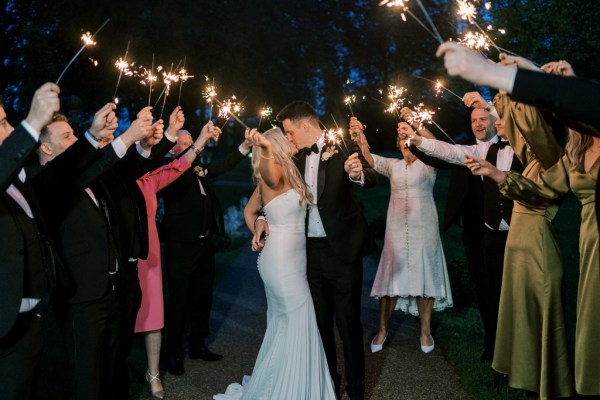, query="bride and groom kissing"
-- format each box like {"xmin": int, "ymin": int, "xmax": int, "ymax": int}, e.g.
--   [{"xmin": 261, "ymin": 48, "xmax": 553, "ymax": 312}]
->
[{"xmin": 214, "ymin": 101, "xmax": 378, "ymax": 400}]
